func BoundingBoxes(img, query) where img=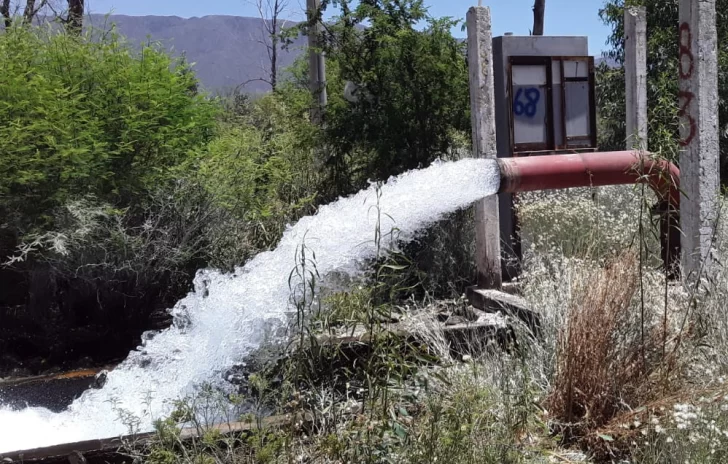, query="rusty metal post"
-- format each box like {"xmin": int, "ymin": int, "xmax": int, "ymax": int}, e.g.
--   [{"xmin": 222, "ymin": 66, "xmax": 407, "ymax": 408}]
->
[{"xmin": 467, "ymin": 6, "xmax": 502, "ymax": 289}]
